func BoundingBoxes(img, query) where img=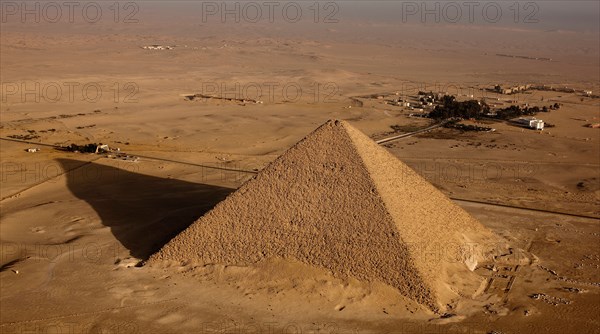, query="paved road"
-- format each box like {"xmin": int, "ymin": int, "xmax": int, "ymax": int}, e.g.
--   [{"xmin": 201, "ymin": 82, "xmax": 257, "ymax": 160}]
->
[
  {"xmin": 0, "ymin": 137, "xmax": 259, "ymax": 175},
  {"xmin": 451, "ymin": 197, "xmax": 599, "ymax": 220},
  {"xmin": 375, "ymin": 121, "xmax": 447, "ymax": 145}
]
